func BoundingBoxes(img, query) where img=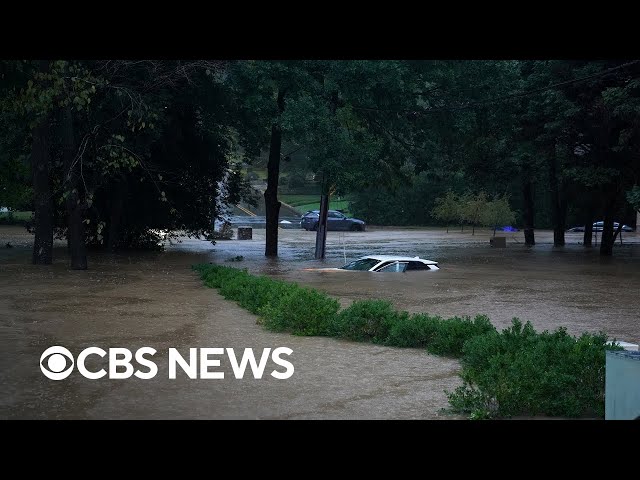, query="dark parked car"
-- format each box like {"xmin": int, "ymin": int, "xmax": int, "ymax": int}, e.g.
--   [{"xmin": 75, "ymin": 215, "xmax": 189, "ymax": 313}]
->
[
  {"xmin": 567, "ymin": 221, "xmax": 634, "ymax": 233},
  {"xmin": 300, "ymin": 210, "xmax": 366, "ymax": 231}
]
